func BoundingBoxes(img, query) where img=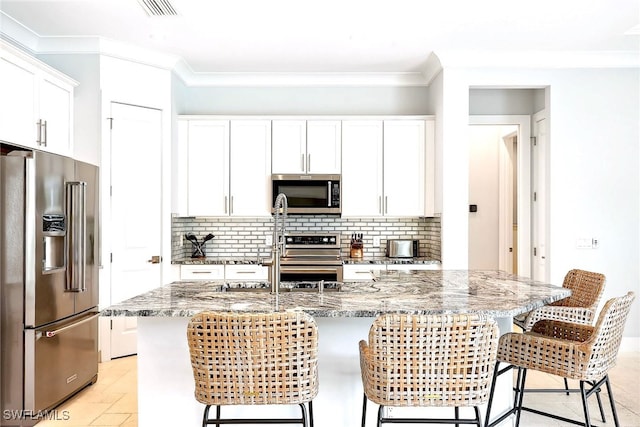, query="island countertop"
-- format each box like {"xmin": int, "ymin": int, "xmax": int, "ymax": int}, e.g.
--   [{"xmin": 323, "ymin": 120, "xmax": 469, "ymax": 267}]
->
[{"xmin": 102, "ymin": 269, "xmax": 570, "ymax": 318}]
